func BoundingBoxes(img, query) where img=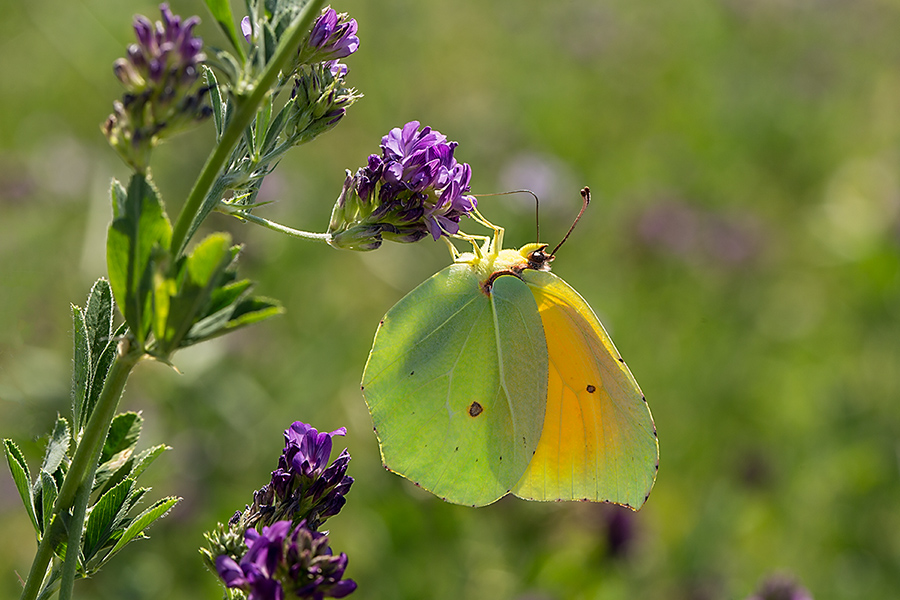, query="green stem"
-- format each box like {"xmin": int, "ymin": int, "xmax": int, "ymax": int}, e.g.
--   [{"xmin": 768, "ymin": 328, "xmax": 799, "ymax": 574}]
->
[
  {"xmin": 169, "ymin": 0, "xmax": 327, "ymax": 256},
  {"xmin": 20, "ymin": 344, "xmax": 143, "ymax": 600},
  {"xmin": 218, "ymin": 204, "xmax": 332, "ymax": 242}
]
